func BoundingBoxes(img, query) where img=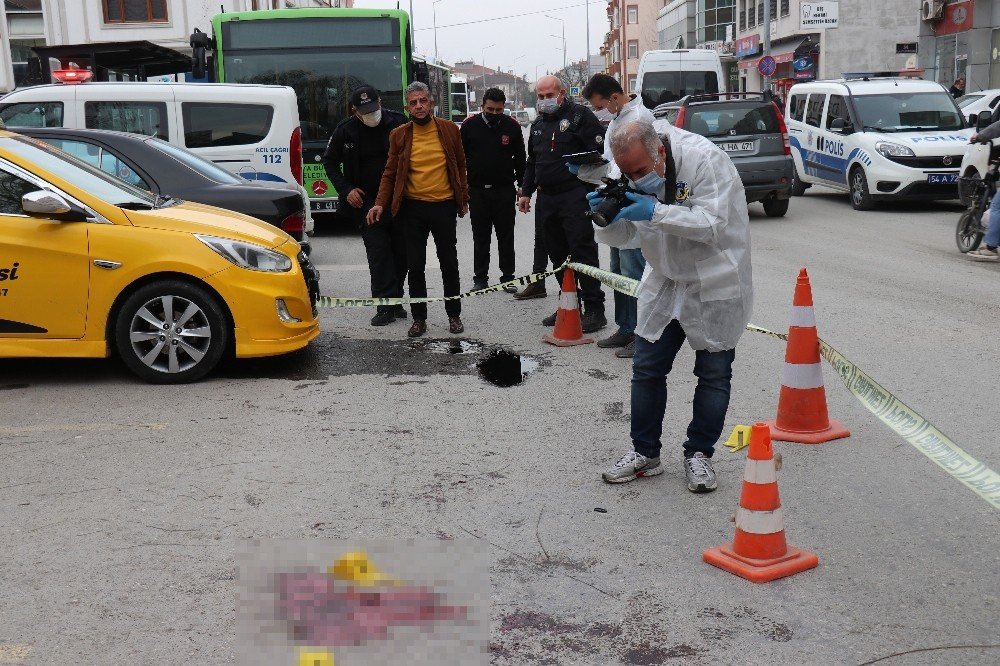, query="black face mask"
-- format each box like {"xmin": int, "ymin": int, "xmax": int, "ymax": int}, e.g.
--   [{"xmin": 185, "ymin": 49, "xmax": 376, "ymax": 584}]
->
[
  {"xmin": 483, "ymin": 111, "xmax": 504, "ymax": 127},
  {"xmin": 412, "ymin": 114, "xmax": 432, "ymax": 126}
]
